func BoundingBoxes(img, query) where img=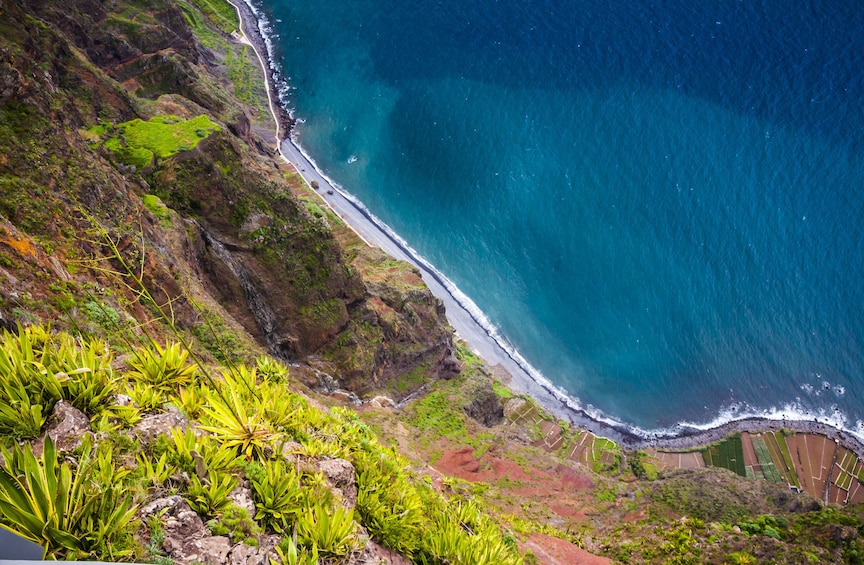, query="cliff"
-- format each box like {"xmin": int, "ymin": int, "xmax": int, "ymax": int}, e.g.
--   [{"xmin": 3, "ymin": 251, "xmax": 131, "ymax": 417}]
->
[
  {"xmin": 0, "ymin": 0, "xmax": 456, "ymax": 400},
  {"xmin": 2, "ymin": 1, "xmax": 864, "ymax": 564}
]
